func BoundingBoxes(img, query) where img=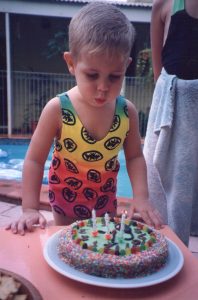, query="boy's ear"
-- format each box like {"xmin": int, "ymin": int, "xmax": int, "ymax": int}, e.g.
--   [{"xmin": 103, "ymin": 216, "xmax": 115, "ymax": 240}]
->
[{"xmin": 63, "ymin": 52, "xmax": 75, "ymax": 75}]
